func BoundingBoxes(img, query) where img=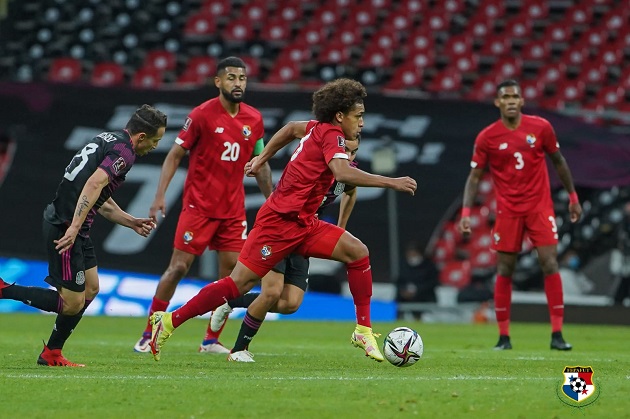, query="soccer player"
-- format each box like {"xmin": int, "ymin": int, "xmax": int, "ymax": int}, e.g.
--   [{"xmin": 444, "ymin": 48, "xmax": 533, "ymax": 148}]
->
[
  {"xmin": 210, "ymin": 134, "xmax": 361, "ymax": 362},
  {"xmin": 459, "ymin": 79, "xmax": 583, "ymax": 351},
  {"xmin": 148, "ymin": 78, "xmax": 417, "ymax": 363},
  {"xmin": 0, "ymin": 105, "xmax": 167, "ymax": 366},
  {"xmin": 133, "ymin": 57, "xmax": 273, "ymax": 354}
]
